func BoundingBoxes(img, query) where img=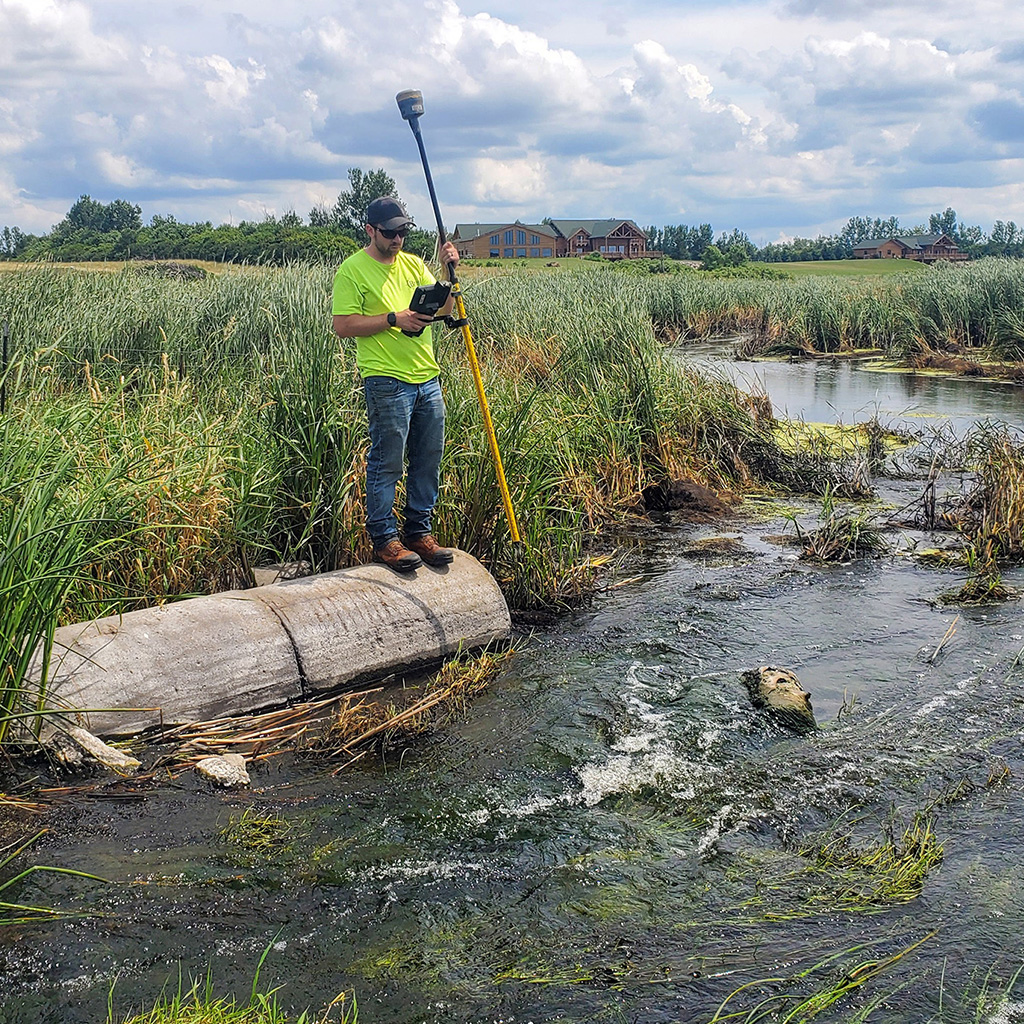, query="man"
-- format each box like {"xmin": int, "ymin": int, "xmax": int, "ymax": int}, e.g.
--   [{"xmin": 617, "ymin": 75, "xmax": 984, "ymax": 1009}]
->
[{"xmin": 332, "ymin": 195, "xmax": 460, "ymax": 572}]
